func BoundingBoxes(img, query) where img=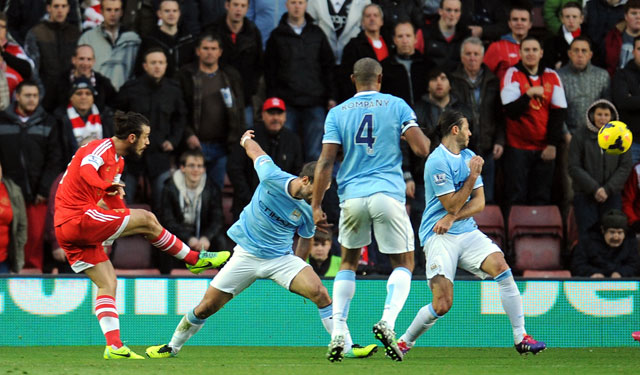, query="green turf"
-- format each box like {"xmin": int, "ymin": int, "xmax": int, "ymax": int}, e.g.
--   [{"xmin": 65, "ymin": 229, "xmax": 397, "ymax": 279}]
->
[{"xmin": 0, "ymin": 346, "xmax": 637, "ymax": 375}]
